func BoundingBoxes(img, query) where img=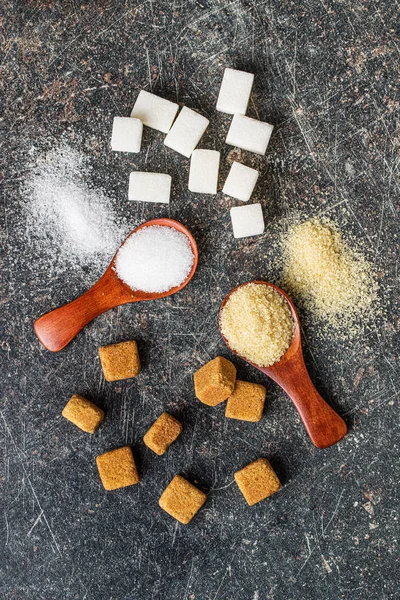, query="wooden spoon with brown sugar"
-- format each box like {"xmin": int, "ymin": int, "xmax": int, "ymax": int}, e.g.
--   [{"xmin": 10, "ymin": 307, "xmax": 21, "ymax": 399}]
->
[{"xmin": 219, "ymin": 281, "xmax": 347, "ymax": 449}]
